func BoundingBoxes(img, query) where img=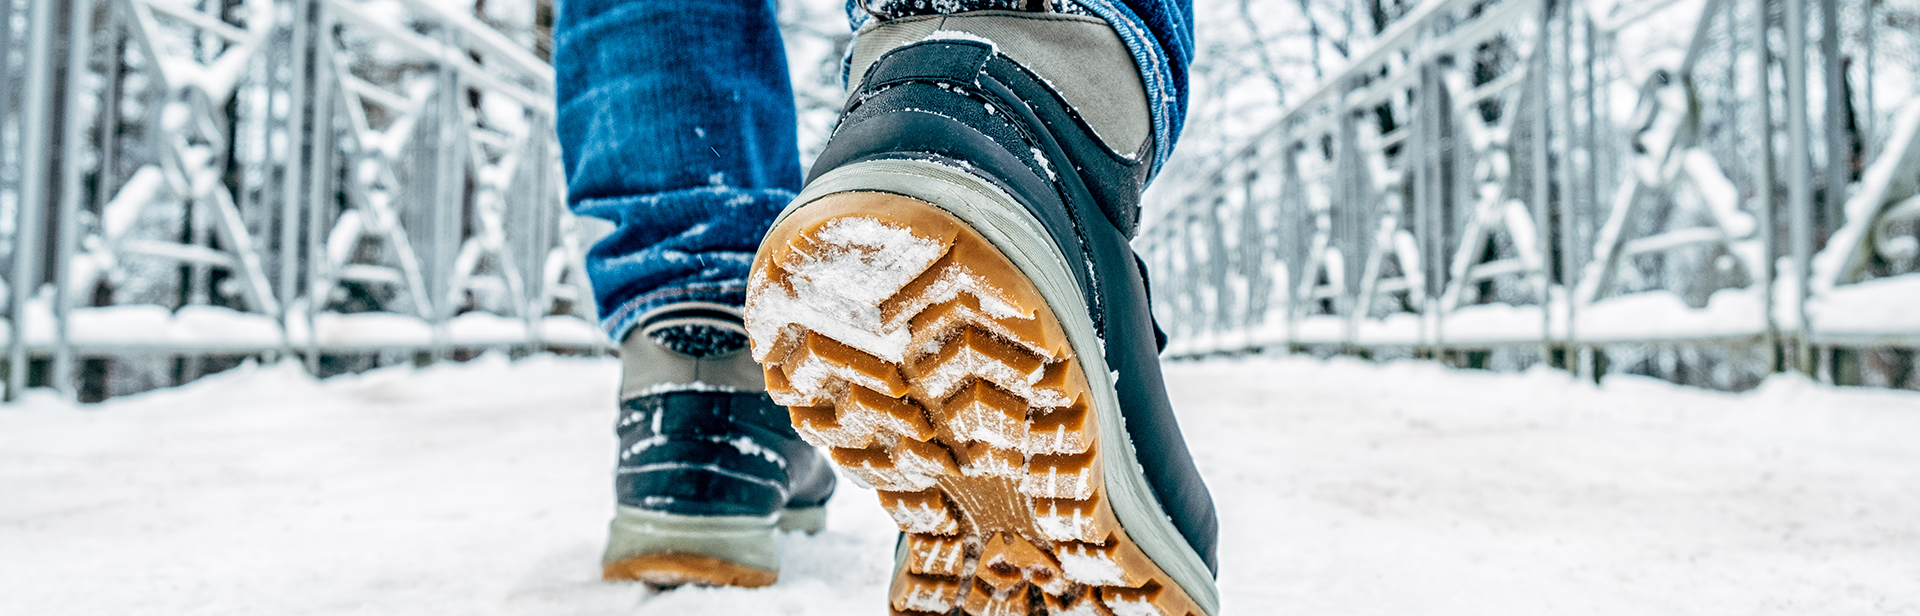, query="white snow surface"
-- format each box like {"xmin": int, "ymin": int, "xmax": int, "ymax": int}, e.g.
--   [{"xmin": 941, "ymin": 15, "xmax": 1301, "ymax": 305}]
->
[{"xmin": 5, "ymin": 355, "xmax": 1919, "ymax": 615}]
